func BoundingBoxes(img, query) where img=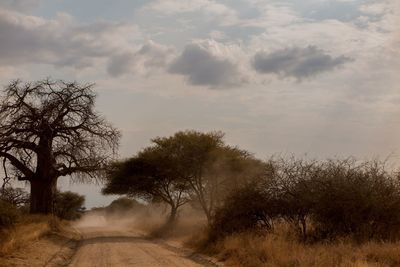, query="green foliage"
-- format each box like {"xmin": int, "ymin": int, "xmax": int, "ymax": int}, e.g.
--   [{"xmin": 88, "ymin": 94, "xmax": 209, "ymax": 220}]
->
[
  {"xmin": 0, "ymin": 200, "xmax": 20, "ymax": 229},
  {"xmin": 151, "ymin": 130, "xmax": 224, "ymax": 178},
  {"xmin": 103, "ymin": 146, "xmax": 189, "ymax": 202},
  {"xmin": 103, "ymin": 144, "xmax": 190, "ymax": 224},
  {"xmin": 54, "ymin": 191, "xmax": 85, "ymax": 220}
]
